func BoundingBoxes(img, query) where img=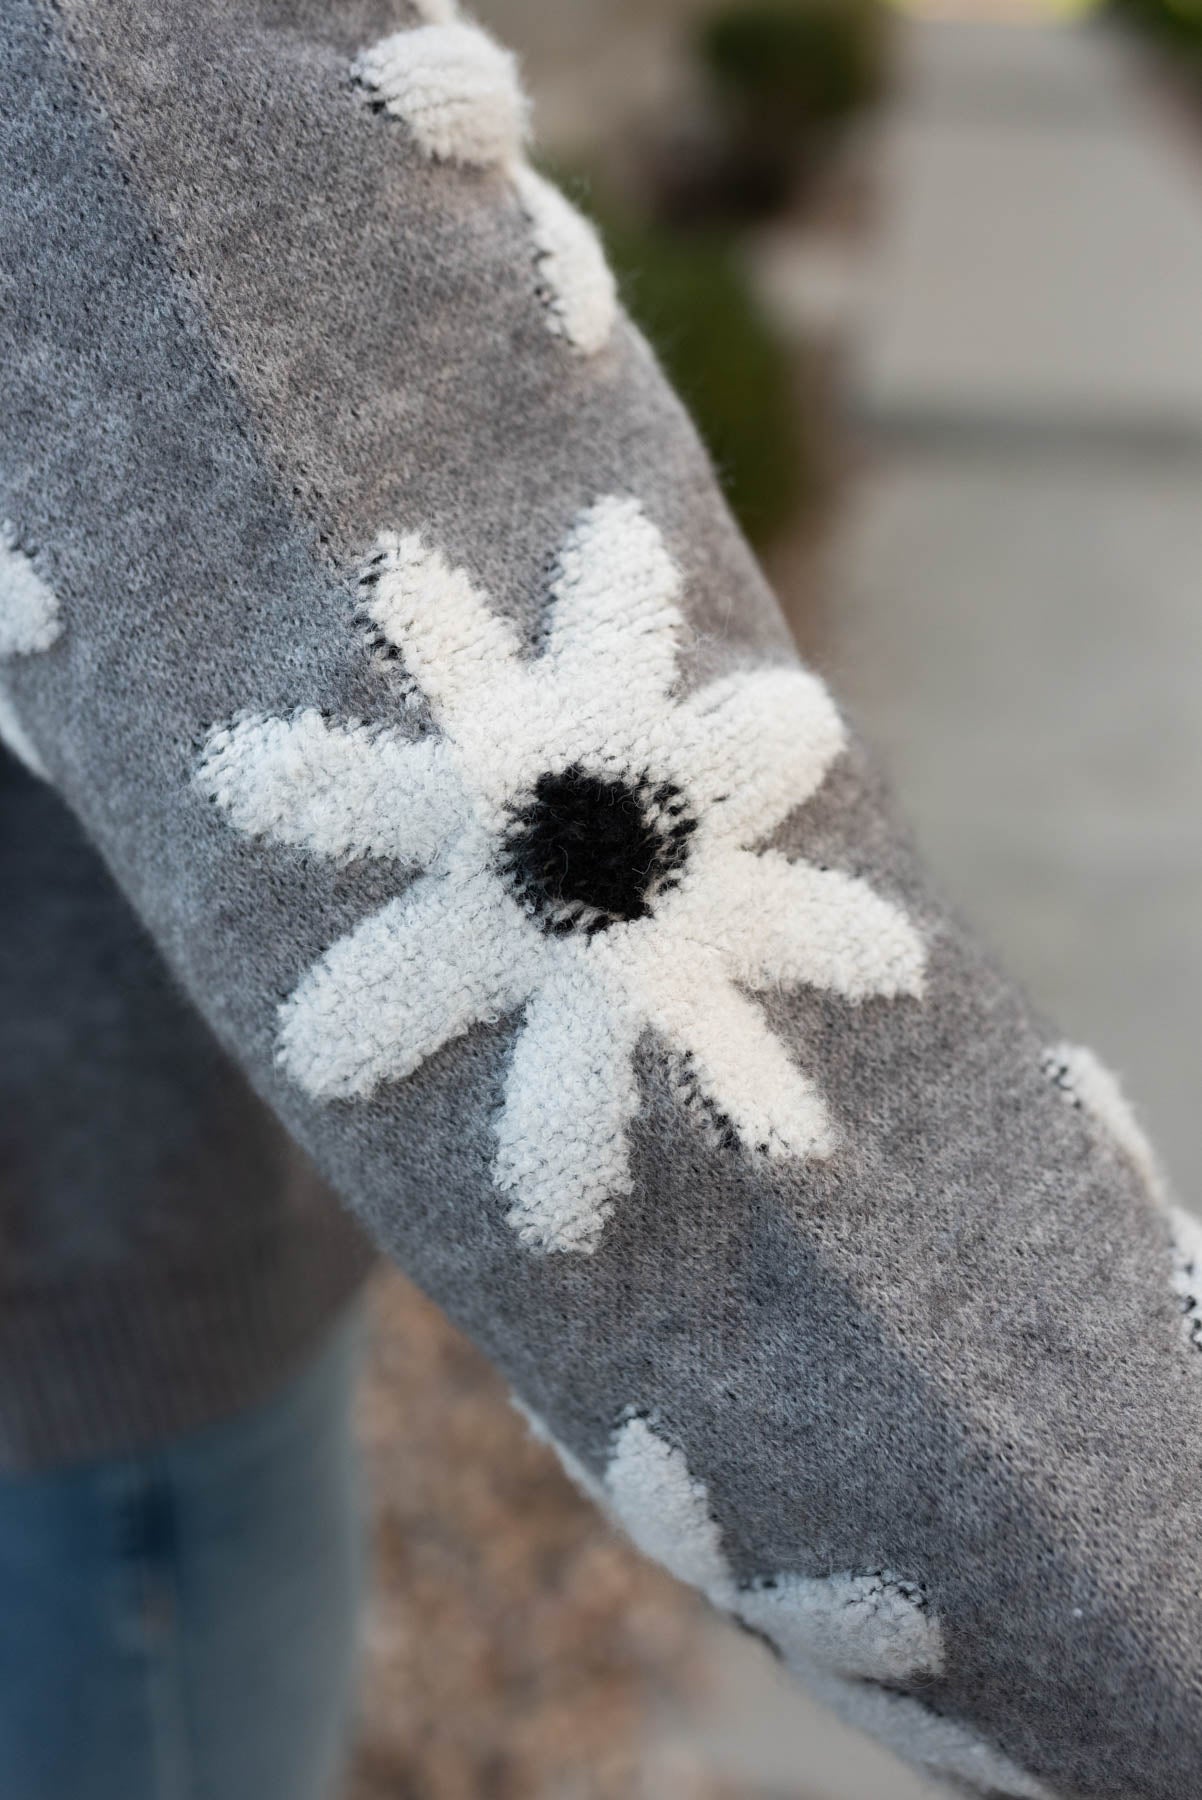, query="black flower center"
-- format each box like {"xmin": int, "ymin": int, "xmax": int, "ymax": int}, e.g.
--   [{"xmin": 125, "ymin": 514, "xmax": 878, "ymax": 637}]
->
[{"xmin": 499, "ymin": 765, "xmax": 696, "ymax": 934}]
